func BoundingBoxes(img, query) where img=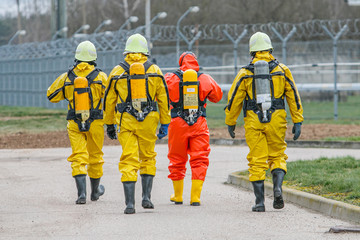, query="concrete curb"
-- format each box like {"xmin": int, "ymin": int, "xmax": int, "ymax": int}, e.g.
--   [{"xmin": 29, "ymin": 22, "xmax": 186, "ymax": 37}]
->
[
  {"xmin": 156, "ymin": 138, "xmax": 360, "ymax": 149},
  {"xmin": 227, "ymin": 171, "xmax": 360, "ymax": 224}
]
